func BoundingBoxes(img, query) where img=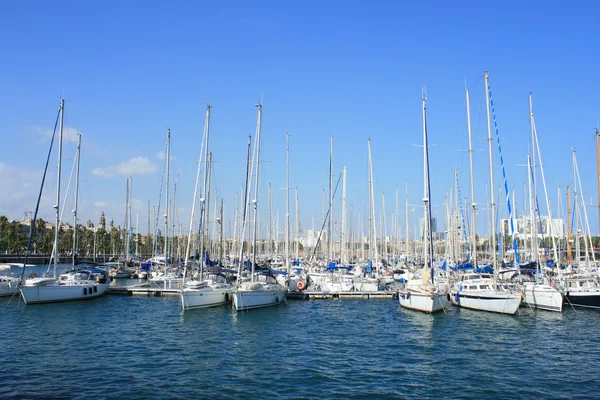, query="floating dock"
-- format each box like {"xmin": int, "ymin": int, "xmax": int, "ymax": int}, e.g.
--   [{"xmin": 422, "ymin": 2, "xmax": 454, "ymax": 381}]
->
[
  {"xmin": 287, "ymin": 290, "xmax": 397, "ymax": 300},
  {"xmin": 107, "ymin": 287, "xmax": 397, "ymax": 300},
  {"xmin": 108, "ymin": 286, "xmax": 180, "ymax": 297}
]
